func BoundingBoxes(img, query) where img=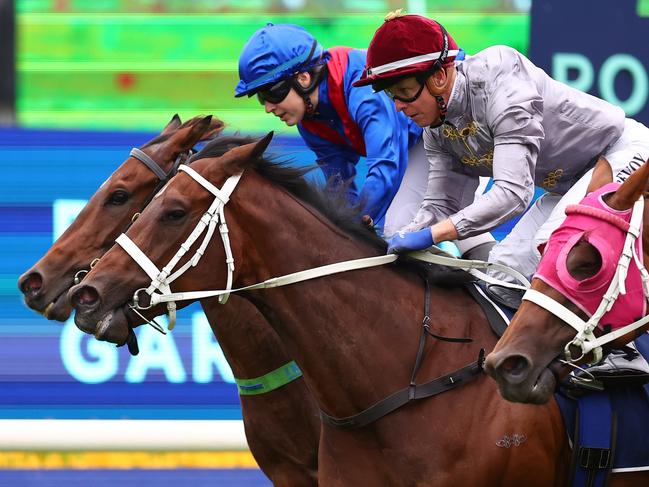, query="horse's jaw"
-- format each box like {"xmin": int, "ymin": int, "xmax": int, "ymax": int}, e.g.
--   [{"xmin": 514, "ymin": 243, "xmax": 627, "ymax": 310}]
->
[
  {"xmin": 485, "ymin": 352, "xmax": 557, "ymax": 404},
  {"xmin": 74, "ymin": 305, "xmax": 130, "ymax": 345}
]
